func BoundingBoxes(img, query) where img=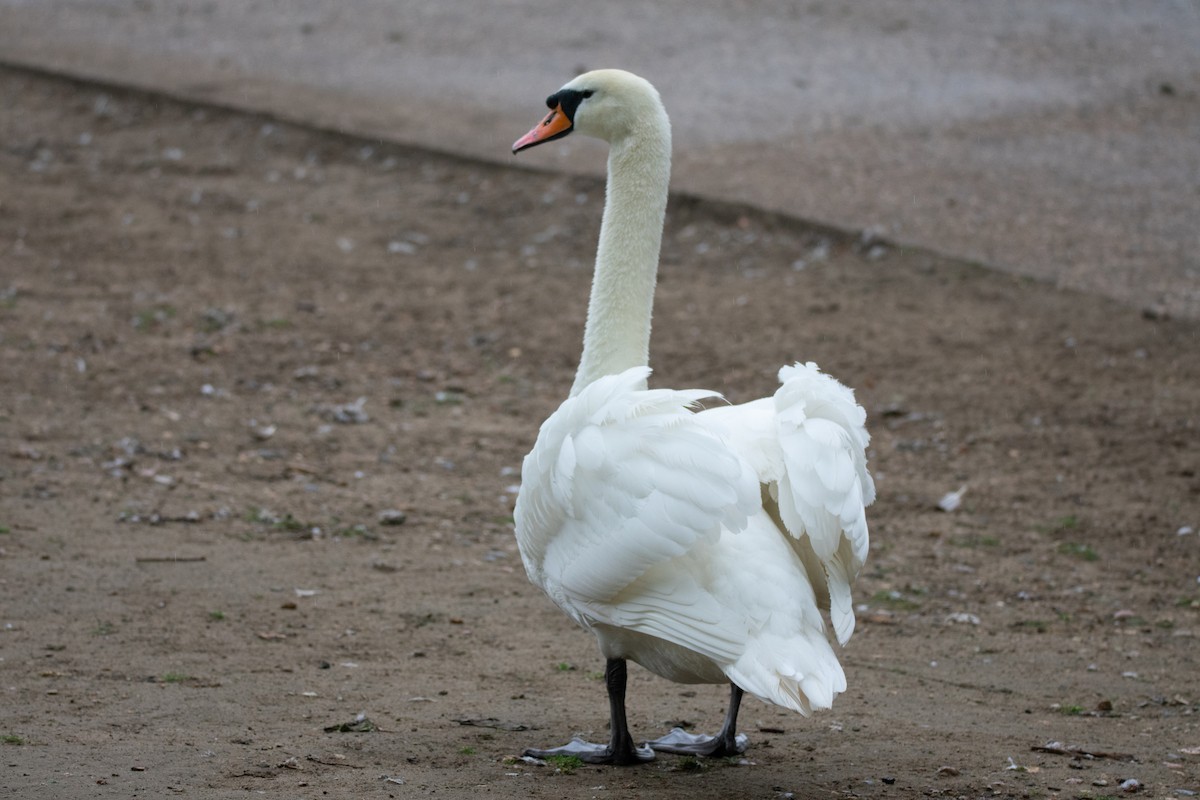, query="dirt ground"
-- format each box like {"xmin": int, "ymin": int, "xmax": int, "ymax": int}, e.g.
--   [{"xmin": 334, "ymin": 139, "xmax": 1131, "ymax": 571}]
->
[{"xmin": 1, "ymin": 66, "xmax": 1197, "ymax": 799}]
